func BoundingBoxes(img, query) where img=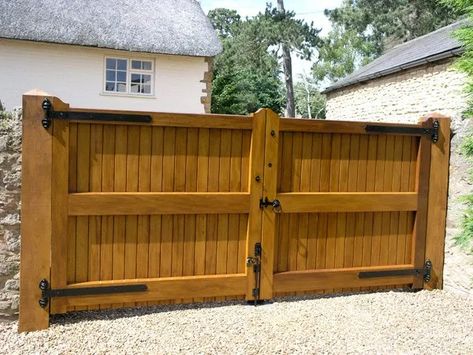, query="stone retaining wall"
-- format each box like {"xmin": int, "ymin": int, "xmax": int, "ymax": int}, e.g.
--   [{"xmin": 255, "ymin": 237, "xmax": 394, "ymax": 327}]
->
[{"xmin": 0, "ymin": 109, "xmax": 21, "ymax": 316}]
